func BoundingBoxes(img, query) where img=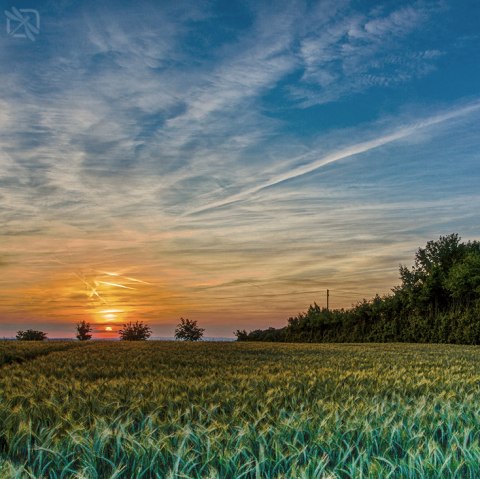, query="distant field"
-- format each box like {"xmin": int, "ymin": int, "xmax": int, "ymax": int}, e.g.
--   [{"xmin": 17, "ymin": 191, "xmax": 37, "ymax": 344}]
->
[
  {"xmin": 0, "ymin": 340, "xmax": 85, "ymax": 366},
  {"xmin": 1, "ymin": 342, "xmax": 480, "ymax": 478}
]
